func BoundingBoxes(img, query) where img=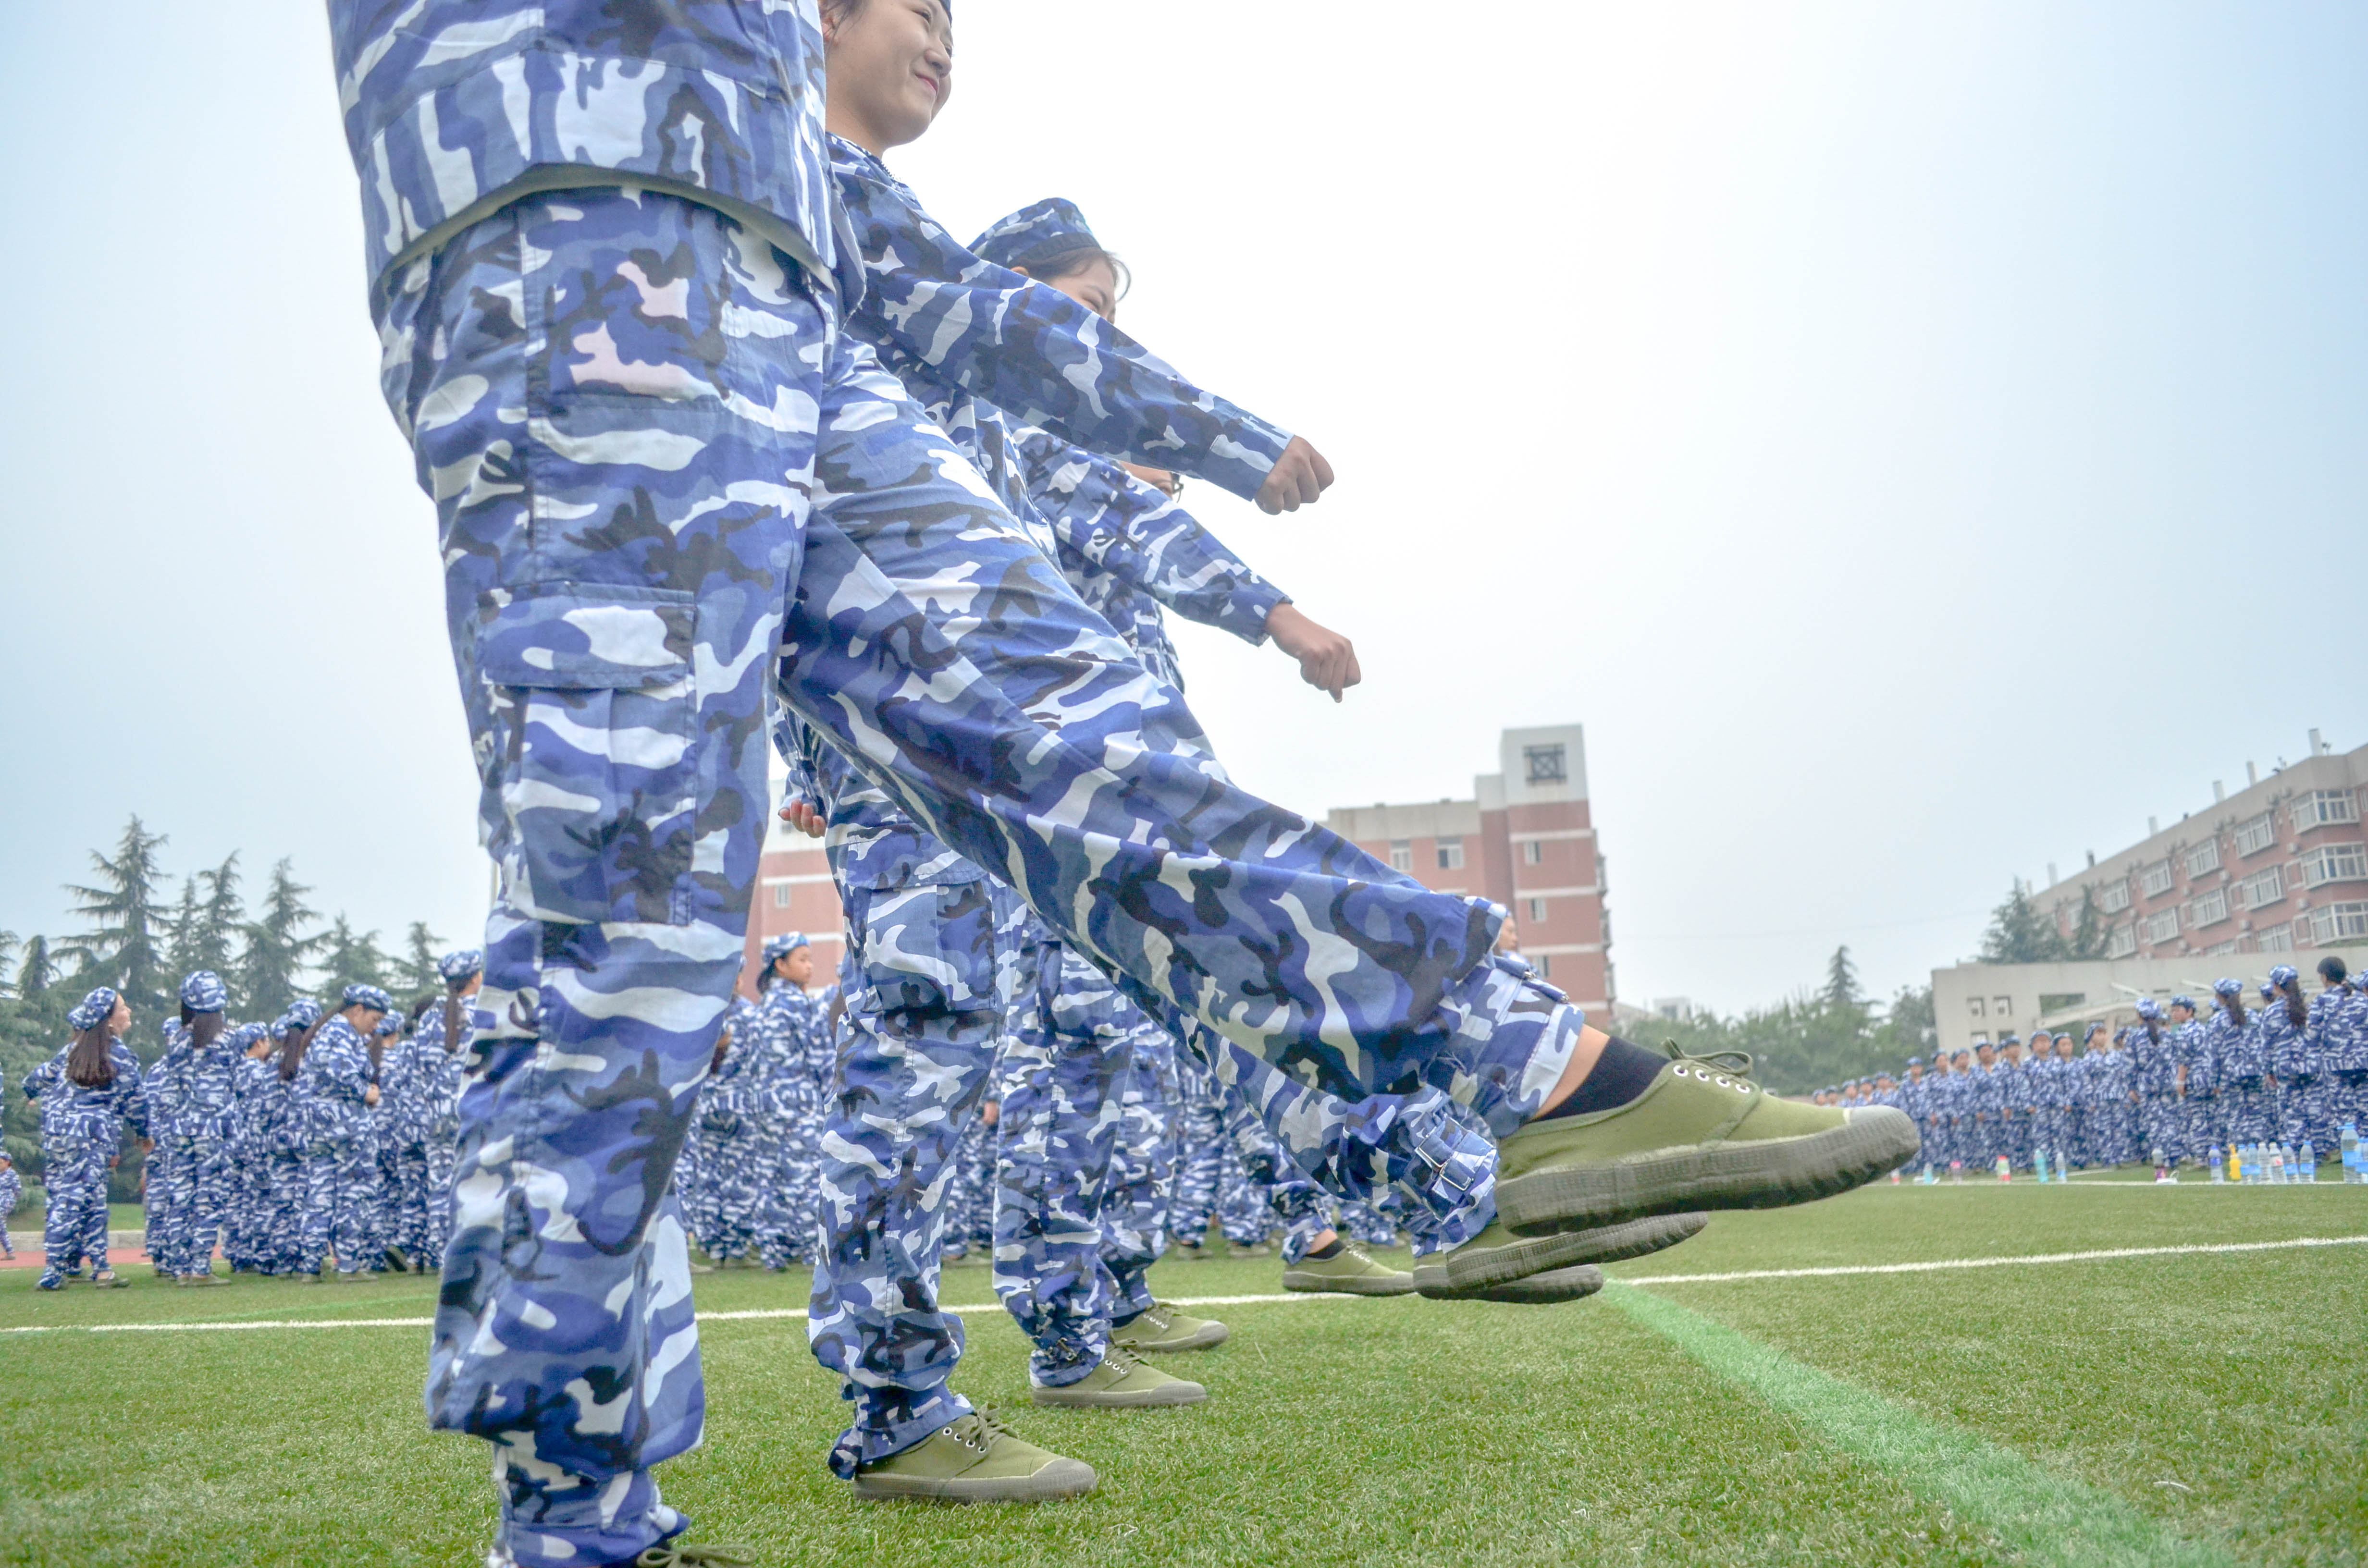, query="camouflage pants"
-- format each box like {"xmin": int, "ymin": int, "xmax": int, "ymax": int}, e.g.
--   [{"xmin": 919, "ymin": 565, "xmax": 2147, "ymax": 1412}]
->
[
  {"xmin": 38, "ymin": 1140, "xmax": 111, "ymax": 1282},
  {"xmin": 2222, "ymin": 1080, "xmax": 2274, "ymax": 1145},
  {"xmin": 300, "ymin": 1137, "xmax": 377, "ymax": 1276},
  {"xmin": 2181, "ymin": 1095, "xmax": 2223, "ymax": 1162},
  {"xmin": 389, "ymin": 1143, "xmax": 432, "ymax": 1259},
  {"xmin": 1338, "ymin": 1199, "xmax": 1399, "ymax": 1248},
  {"xmin": 942, "ymin": 1115, "xmax": 998, "ymax": 1262},
  {"xmin": 2139, "ymin": 1097, "xmax": 2180, "ymax": 1166},
  {"xmin": 1219, "ymin": 1080, "xmax": 1328, "ymax": 1261},
  {"xmin": 387, "ymin": 189, "xmax": 1577, "ymax": 1559},
  {"xmin": 1165, "ymin": 1053, "xmax": 1226, "ymax": 1246},
  {"xmin": 183, "ymin": 1139, "xmax": 234, "ymax": 1275},
  {"xmin": 423, "ymin": 1134, "xmax": 459, "ymax": 1262},
  {"xmin": 2275, "ymin": 1078, "xmax": 2329, "ymax": 1152},
  {"xmin": 143, "ymin": 1140, "xmax": 181, "ymax": 1271},
  {"xmin": 755, "ymin": 1115, "xmax": 822, "ymax": 1269},
  {"xmin": 266, "ymin": 1151, "xmax": 307, "ymax": 1272},
  {"xmin": 1101, "ymin": 1022, "xmax": 1180, "ymax": 1323},
  {"xmin": 809, "ymin": 877, "xmax": 1011, "ymax": 1473}
]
